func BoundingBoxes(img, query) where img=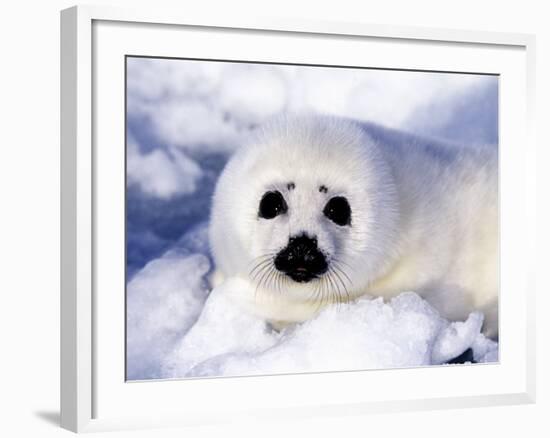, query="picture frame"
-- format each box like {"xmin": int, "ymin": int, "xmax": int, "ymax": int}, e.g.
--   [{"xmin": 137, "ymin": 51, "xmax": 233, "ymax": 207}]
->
[{"xmin": 60, "ymin": 4, "xmax": 536, "ymax": 433}]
